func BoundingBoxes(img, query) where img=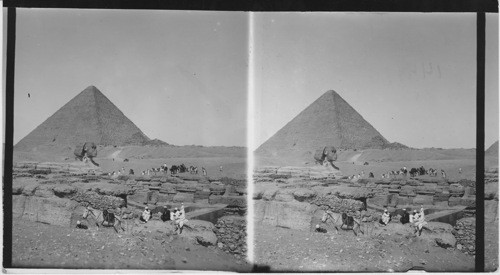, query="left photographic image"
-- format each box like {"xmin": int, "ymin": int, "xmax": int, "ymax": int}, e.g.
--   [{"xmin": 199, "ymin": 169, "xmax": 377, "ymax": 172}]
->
[{"xmin": 8, "ymin": 9, "xmax": 249, "ymax": 270}]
